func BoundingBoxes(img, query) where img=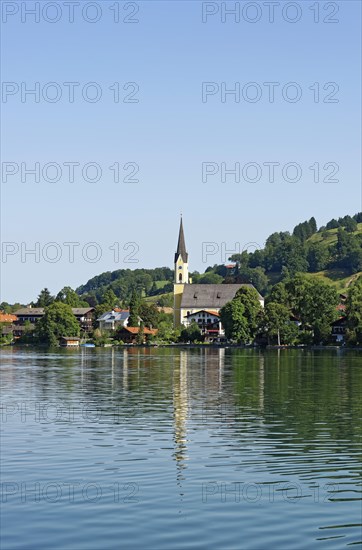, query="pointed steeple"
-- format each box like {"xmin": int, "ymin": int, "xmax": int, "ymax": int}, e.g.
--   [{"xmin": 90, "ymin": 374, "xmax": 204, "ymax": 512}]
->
[{"xmin": 175, "ymin": 217, "xmax": 188, "ymax": 263}]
